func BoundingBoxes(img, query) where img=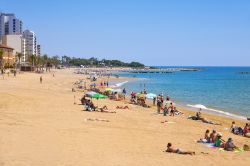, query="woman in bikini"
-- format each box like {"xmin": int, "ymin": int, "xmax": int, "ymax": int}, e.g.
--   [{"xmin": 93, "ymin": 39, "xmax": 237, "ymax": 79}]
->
[{"xmin": 165, "ymin": 143, "xmax": 195, "ymax": 155}]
